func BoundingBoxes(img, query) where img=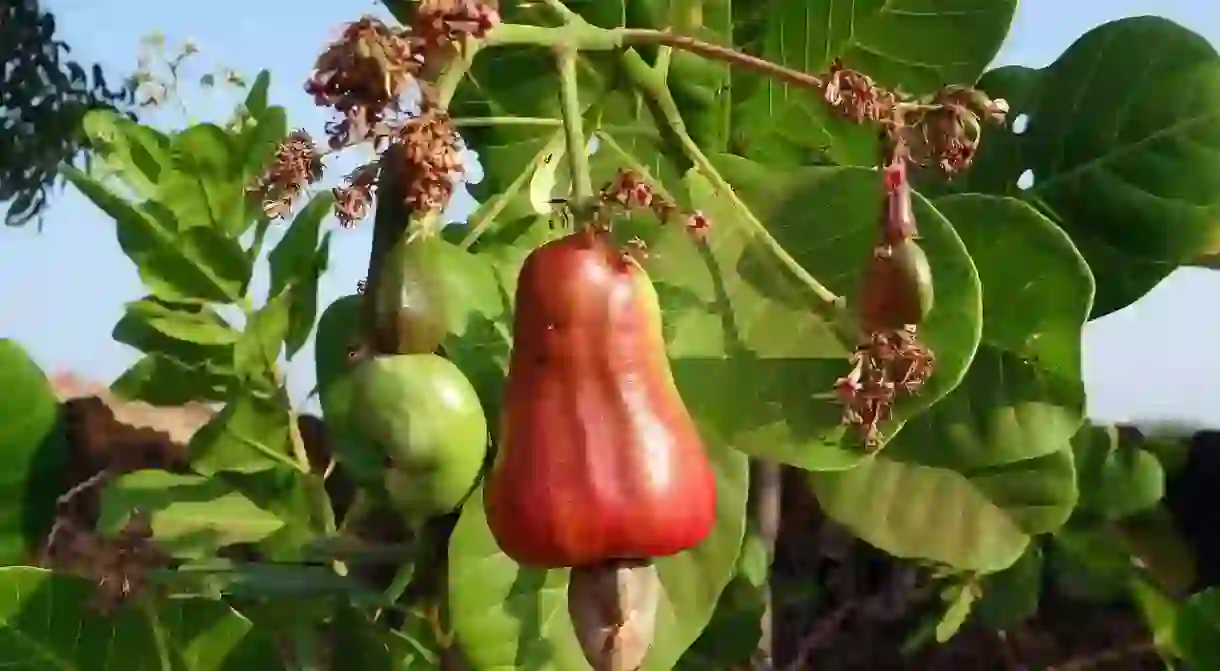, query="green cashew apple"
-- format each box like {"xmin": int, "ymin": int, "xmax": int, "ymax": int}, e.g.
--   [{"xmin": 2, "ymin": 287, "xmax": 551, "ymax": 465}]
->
[
  {"xmin": 315, "ymin": 295, "xmax": 385, "ymax": 486},
  {"xmin": 350, "ymin": 353, "xmax": 488, "ymax": 527}
]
